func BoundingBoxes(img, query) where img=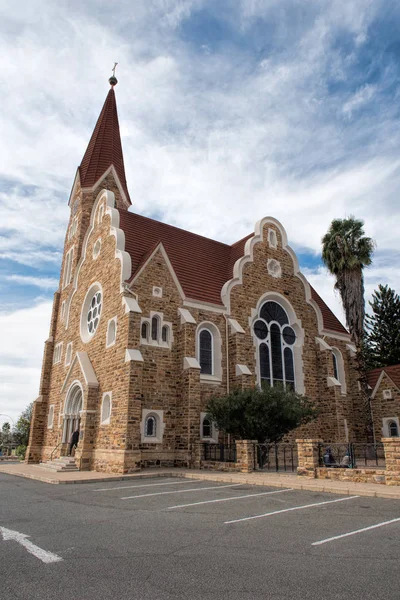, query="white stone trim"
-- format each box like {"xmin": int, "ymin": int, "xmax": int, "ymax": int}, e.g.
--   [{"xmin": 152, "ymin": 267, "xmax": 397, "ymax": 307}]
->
[
  {"xmin": 53, "ymin": 342, "xmax": 63, "ymax": 365},
  {"xmin": 268, "ymin": 228, "xmax": 278, "ymax": 249},
  {"xmin": 152, "ymin": 286, "xmax": 162, "ymax": 298},
  {"xmin": 125, "ymin": 349, "xmax": 144, "ymax": 363},
  {"xmin": 100, "ymin": 392, "xmax": 112, "ymax": 425},
  {"xmin": 228, "ymin": 318, "xmax": 245, "ymax": 334},
  {"xmin": 106, "ymin": 316, "xmax": 117, "ymax": 348},
  {"xmin": 129, "ymin": 242, "xmax": 185, "ymax": 300},
  {"xmin": 267, "ymin": 258, "xmax": 282, "ymax": 278},
  {"xmin": 346, "ymin": 343, "xmax": 357, "ymax": 357},
  {"xmin": 61, "ymin": 352, "xmax": 99, "ymax": 393},
  {"xmin": 80, "ymin": 282, "xmax": 103, "ymax": 343},
  {"xmin": 93, "ymin": 237, "xmax": 101, "ymax": 260},
  {"xmin": 178, "ymin": 307, "xmax": 196, "ymax": 324},
  {"xmin": 221, "ymin": 216, "xmax": 347, "ymax": 339},
  {"xmin": 68, "ymin": 165, "xmax": 131, "ymax": 209},
  {"xmin": 382, "ymin": 417, "xmax": 399, "ymax": 438},
  {"xmin": 140, "ymin": 312, "xmax": 173, "ymax": 348},
  {"xmin": 122, "ymin": 296, "xmax": 142, "ymax": 314},
  {"xmin": 315, "ymin": 337, "xmax": 332, "ymax": 351},
  {"xmin": 236, "ymin": 364, "xmax": 252, "ymax": 376},
  {"xmin": 183, "ymin": 357, "xmax": 201, "ymax": 370},
  {"xmin": 183, "ymin": 299, "xmax": 227, "ymax": 314},
  {"xmin": 62, "ymin": 247, "xmax": 74, "ymax": 289},
  {"xmin": 331, "ymin": 347, "xmax": 347, "ymax": 396},
  {"xmin": 327, "ymin": 376, "xmax": 341, "ymax": 388},
  {"xmin": 65, "ymin": 189, "xmax": 132, "ymax": 328},
  {"xmin": 196, "ymin": 322, "xmax": 223, "ymax": 383},
  {"xmin": 47, "ymin": 405, "xmax": 54, "ymax": 429},
  {"xmin": 200, "ymin": 412, "xmax": 218, "ymax": 443},
  {"xmin": 65, "ymin": 342, "xmax": 73, "ymax": 367},
  {"xmin": 140, "ymin": 409, "xmax": 165, "ymax": 444}
]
